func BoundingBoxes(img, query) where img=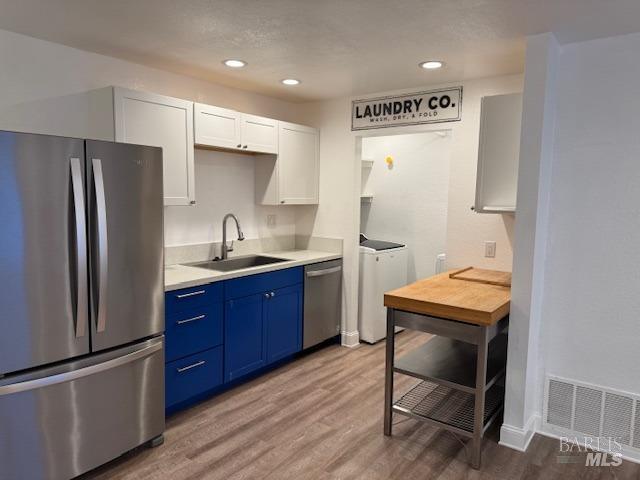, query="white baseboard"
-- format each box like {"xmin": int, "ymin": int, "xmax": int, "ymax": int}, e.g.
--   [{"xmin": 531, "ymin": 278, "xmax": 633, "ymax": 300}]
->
[
  {"xmin": 341, "ymin": 330, "xmax": 360, "ymax": 348},
  {"xmin": 499, "ymin": 414, "xmax": 540, "ymax": 452}
]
